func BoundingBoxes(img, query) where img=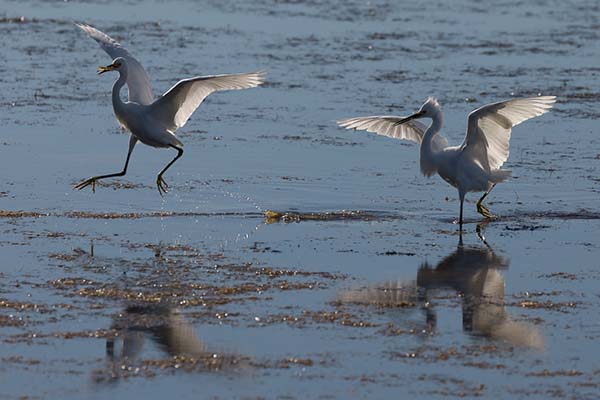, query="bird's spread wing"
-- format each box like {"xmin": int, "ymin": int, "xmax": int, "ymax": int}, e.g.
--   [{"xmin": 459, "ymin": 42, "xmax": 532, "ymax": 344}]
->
[
  {"xmin": 337, "ymin": 116, "xmax": 448, "ymax": 151},
  {"xmin": 75, "ymin": 23, "xmax": 154, "ymax": 105},
  {"xmin": 462, "ymin": 96, "xmax": 556, "ymax": 170},
  {"xmin": 151, "ymin": 71, "xmax": 266, "ymax": 131}
]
